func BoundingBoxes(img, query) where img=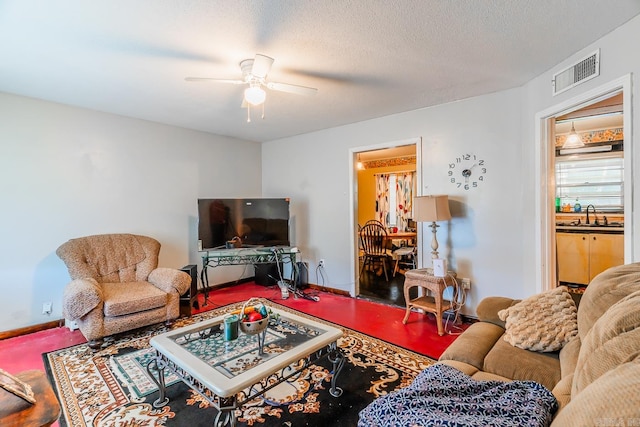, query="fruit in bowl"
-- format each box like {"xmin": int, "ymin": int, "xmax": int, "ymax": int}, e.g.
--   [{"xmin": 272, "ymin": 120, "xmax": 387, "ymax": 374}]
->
[{"xmin": 232, "ymin": 300, "xmax": 271, "ymax": 335}]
